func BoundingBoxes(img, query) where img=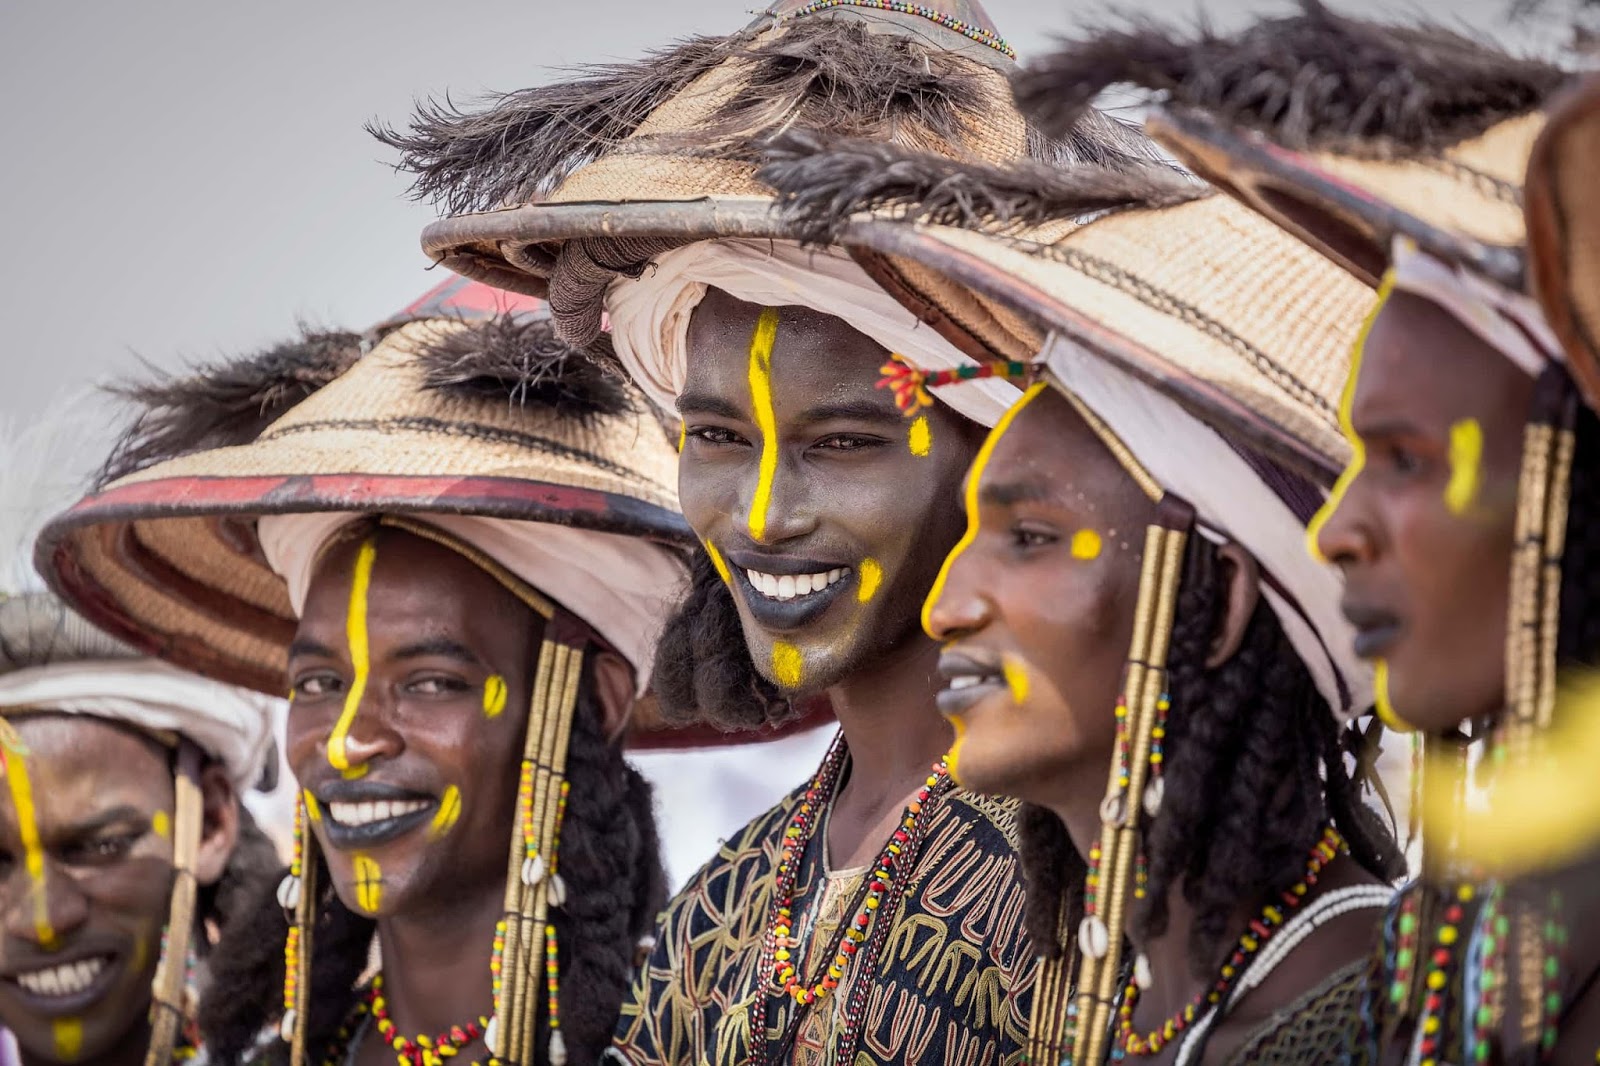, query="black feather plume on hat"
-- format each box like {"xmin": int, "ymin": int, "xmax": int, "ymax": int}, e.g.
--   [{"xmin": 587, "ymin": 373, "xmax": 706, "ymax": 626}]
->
[
  {"xmin": 412, "ymin": 315, "xmax": 634, "ymax": 421},
  {"xmin": 371, "ymin": 17, "xmax": 1157, "ymax": 217},
  {"xmin": 97, "ymin": 330, "xmax": 365, "ymax": 489},
  {"xmin": 758, "ymin": 129, "xmax": 1204, "ymax": 245},
  {"xmin": 1013, "ymin": 0, "xmax": 1570, "ymax": 158}
]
